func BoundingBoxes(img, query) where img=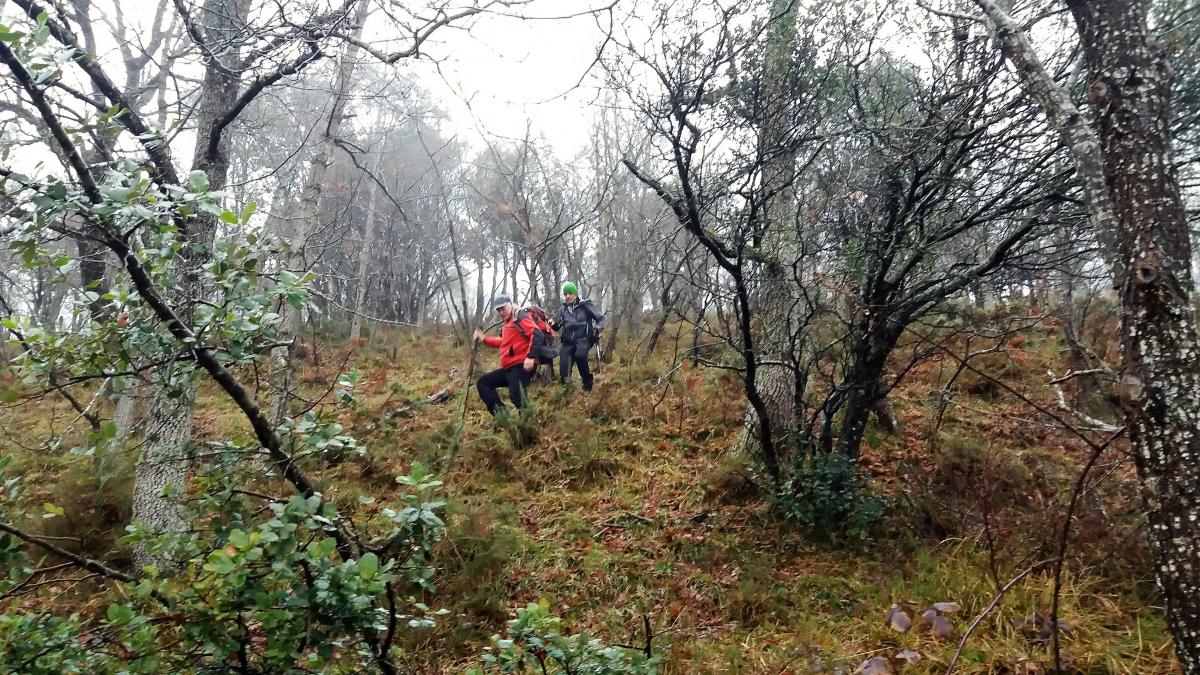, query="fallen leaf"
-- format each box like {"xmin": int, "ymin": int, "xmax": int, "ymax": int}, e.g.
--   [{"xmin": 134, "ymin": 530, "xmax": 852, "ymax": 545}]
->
[
  {"xmin": 854, "ymin": 656, "xmax": 894, "ymax": 674},
  {"xmin": 893, "ymin": 650, "xmax": 921, "ymax": 666},
  {"xmin": 885, "ymin": 604, "xmax": 913, "ymax": 633},
  {"xmin": 930, "ymin": 614, "xmax": 954, "ymax": 640},
  {"xmin": 1012, "ymin": 657, "xmax": 1043, "ymax": 674},
  {"xmin": 932, "ymin": 601, "xmax": 961, "ymax": 613}
]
